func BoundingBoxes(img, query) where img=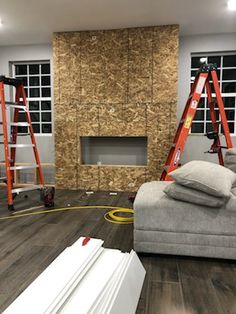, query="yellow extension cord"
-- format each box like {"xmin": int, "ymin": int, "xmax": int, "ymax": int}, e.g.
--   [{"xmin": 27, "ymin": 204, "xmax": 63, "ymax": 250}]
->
[{"xmin": 0, "ymin": 205, "xmax": 134, "ymax": 224}]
